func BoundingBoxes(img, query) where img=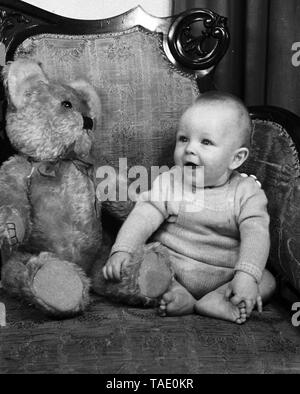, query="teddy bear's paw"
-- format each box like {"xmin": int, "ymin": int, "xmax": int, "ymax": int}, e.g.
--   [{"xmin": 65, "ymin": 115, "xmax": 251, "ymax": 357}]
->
[
  {"xmin": 26, "ymin": 252, "xmax": 90, "ymax": 316},
  {"xmin": 137, "ymin": 250, "xmax": 173, "ymax": 299},
  {"xmin": 0, "ymin": 207, "xmax": 24, "ymax": 248},
  {"xmin": 0, "ymin": 208, "xmax": 14, "ymax": 248},
  {"xmin": 106, "ymin": 244, "xmax": 173, "ymax": 307}
]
